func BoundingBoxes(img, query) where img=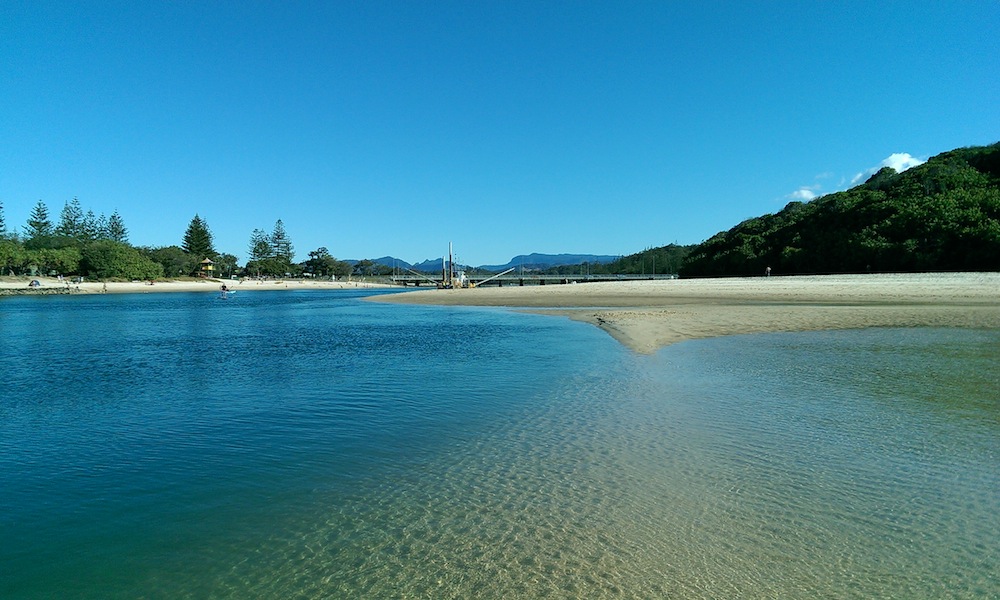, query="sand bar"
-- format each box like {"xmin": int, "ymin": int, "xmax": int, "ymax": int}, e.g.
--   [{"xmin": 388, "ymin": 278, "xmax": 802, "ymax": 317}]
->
[{"xmin": 369, "ymin": 273, "xmax": 1000, "ymax": 353}]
